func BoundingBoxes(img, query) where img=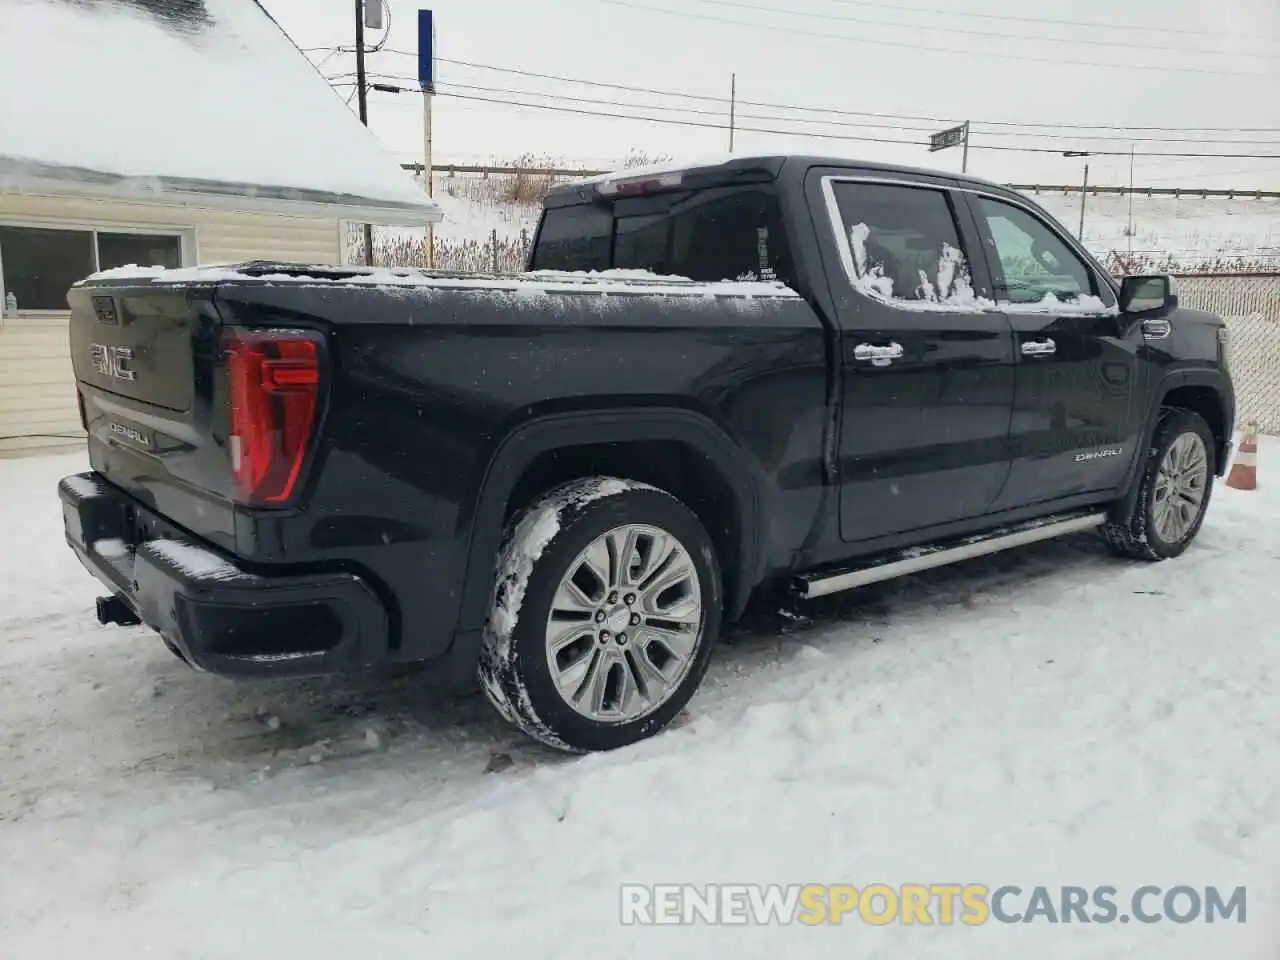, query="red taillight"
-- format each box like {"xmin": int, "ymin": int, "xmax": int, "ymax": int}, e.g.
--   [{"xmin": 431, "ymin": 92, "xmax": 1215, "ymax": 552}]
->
[{"xmin": 222, "ymin": 328, "xmax": 323, "ymax": 506}]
